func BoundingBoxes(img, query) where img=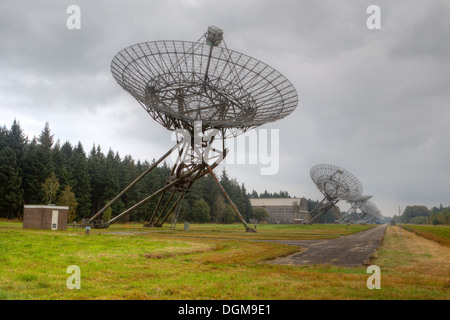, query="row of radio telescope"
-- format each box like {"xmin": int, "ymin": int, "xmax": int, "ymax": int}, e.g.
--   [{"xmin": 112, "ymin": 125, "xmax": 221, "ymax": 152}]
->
[
  {"xmin": 304, "ymin": 163, "xmax": 383, "ymax": 224},
  {"xmin": 84, "ymin": 26, "xmax": 381, "ymax": 230}
]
